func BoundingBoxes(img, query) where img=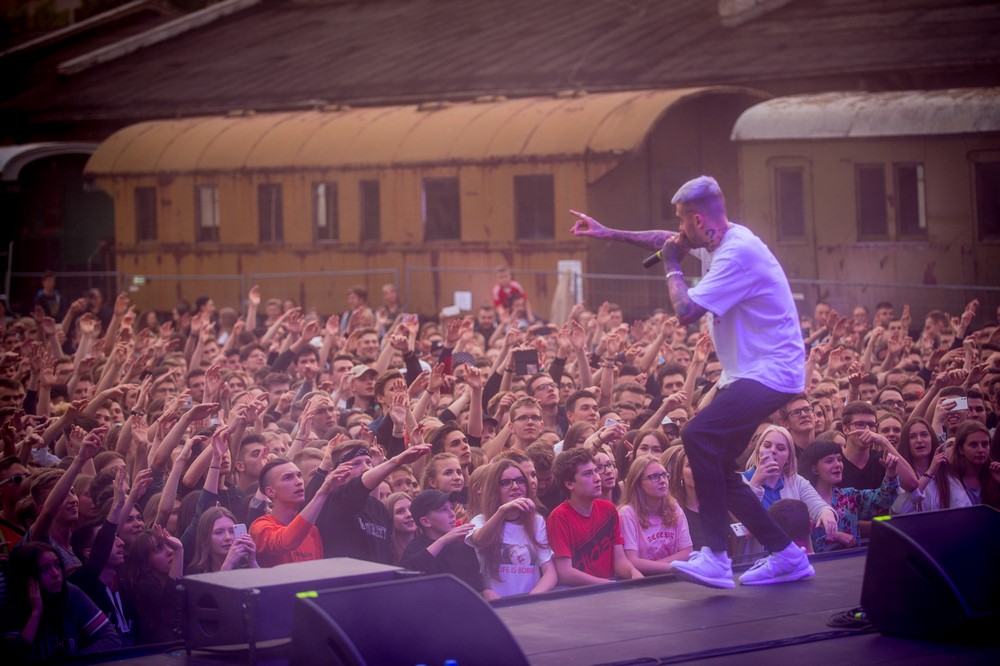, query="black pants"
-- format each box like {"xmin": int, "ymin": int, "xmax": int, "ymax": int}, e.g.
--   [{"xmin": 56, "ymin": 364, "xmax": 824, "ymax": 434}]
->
[{"xmin": 681, "ymin": 379, "xmax": 795, "ymax": 554}]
